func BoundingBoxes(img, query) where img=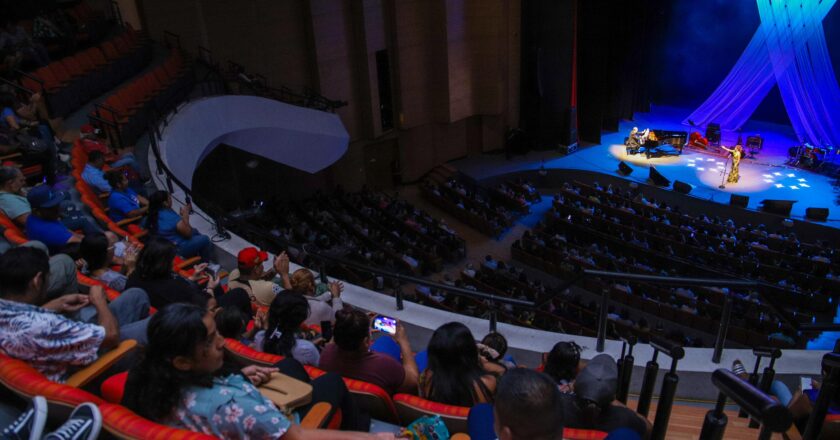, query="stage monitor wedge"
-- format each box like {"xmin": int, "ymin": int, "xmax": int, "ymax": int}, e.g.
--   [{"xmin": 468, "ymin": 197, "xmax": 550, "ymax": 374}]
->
[
  {"xmin": 648, "ymin": 166, "xmax": 670, "ymax": 187},
  {"xmin": 618, "ymin": 161, "xmax": 633, "ymax": 176},
  {"xmin": 806, "ymin": 207, "xmax": 829, "ymax": 222},
  {"xmin": 760, "ymin": 199, "xmax": 796, "ymax": 216},
  {"xmin": 673, "ymin": 180, "xmax": 692, "ymax": 195},
  {"xmin": 730, "ymin": 194, "xmax": 749, "ymax": 208}
]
